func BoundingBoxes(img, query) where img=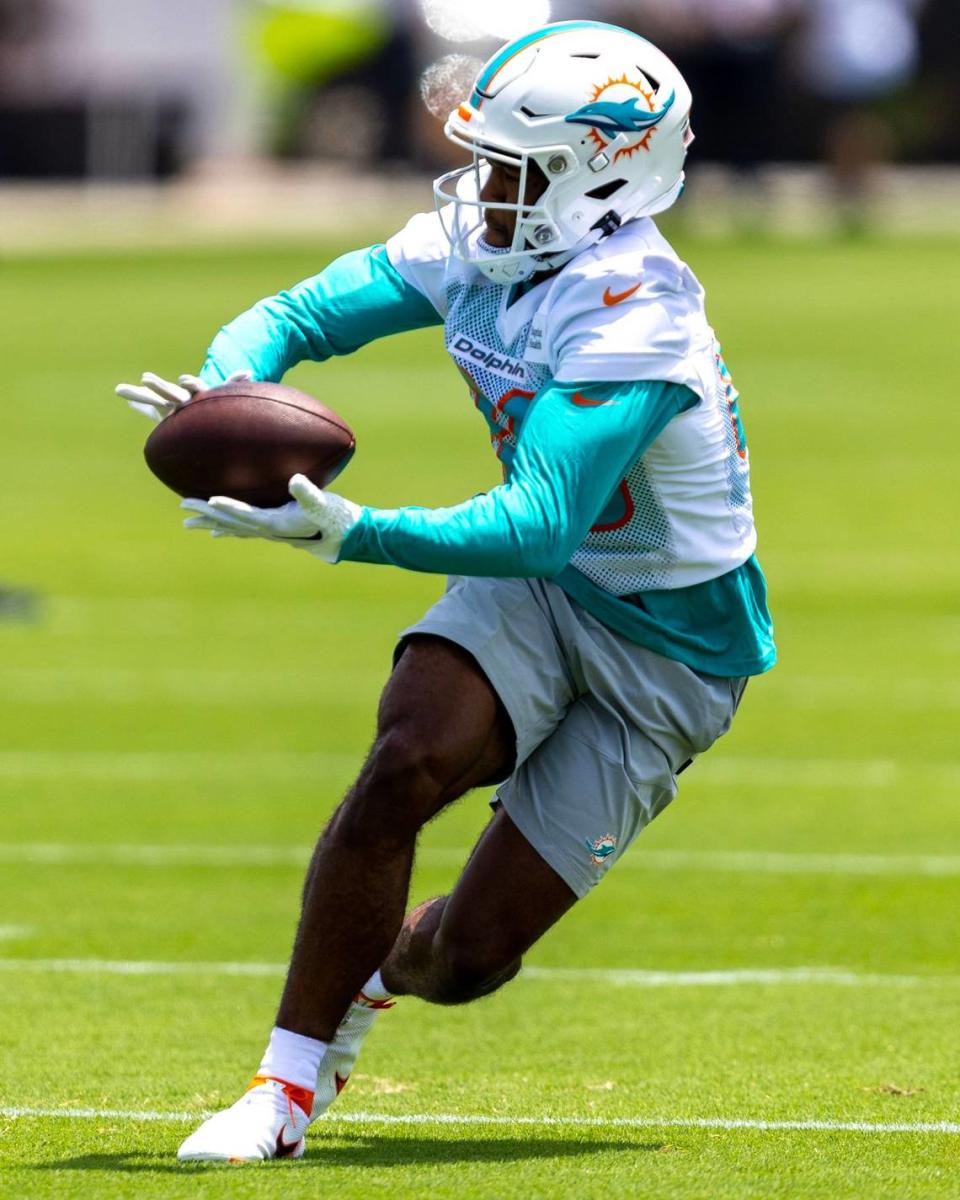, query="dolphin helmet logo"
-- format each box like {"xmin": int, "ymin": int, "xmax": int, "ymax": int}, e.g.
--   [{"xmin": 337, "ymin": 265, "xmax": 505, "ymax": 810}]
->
[
  {"xmin": 565, "ymin": 74, "xmax": 676, "ymax": 162},
  {"xmin": 565, "ymin": 90, "xmax": 675, "ymax": 138}
]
